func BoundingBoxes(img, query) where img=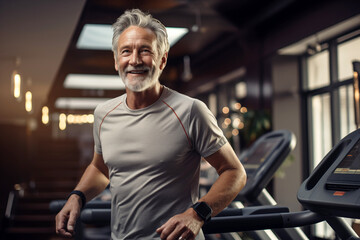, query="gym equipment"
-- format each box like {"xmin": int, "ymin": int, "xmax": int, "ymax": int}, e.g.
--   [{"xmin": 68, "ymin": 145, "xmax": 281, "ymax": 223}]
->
[{"xmin": 203, "ymin": 129, "xmax": 360, "ymax": 240}]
